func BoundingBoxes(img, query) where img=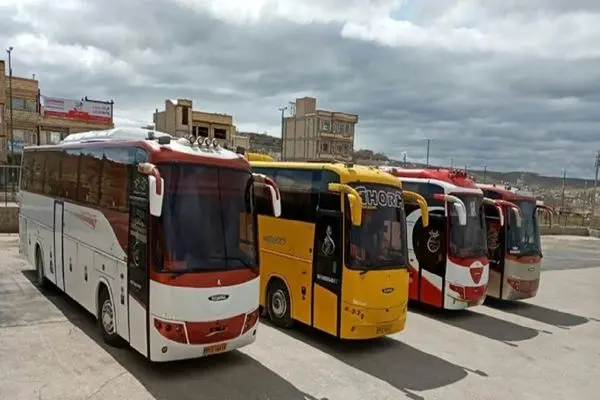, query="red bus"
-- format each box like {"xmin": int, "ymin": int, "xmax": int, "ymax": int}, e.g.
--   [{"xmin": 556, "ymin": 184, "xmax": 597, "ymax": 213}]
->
[{"xmin": 478, "ymin": 184, "xmax": 553, "ymax": 300}]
